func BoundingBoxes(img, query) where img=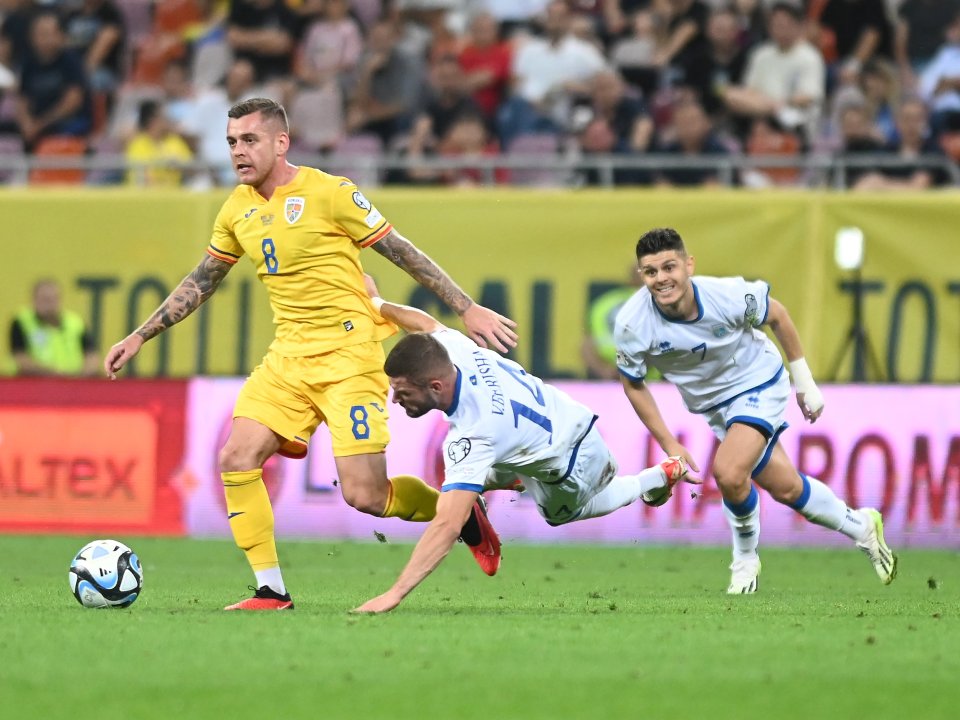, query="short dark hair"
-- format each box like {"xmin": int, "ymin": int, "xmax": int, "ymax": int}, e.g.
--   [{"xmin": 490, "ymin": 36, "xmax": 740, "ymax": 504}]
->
[
  {"xmin": 769, "ymin": 2, "xmax": 803, "ymax": 22},
  {"xmin": 636, "ymin": 228, "xmax": 687, "ymax": 260},
  {"xmin": 138, "ymin": 100, "xmax": 161, "ymax": 131},
  {"xmin": 384, "ymin": 333, "xmax": 453, "ymax": 383},
  {"xmin": 227, "ymin": 98, "xmax": 289, "ymax": 132}
]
